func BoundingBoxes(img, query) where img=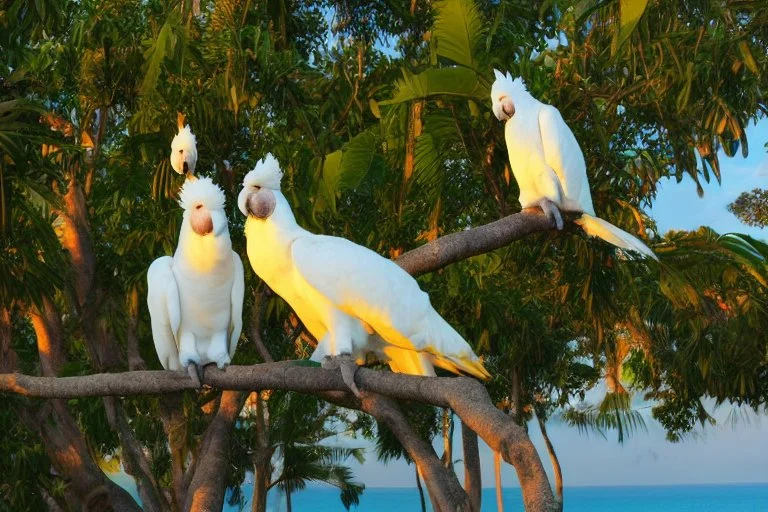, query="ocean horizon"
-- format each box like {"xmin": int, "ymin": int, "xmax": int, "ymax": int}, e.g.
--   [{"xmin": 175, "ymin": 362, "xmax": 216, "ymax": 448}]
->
[
  {"xmin": 230, "ymin": 482, "xmax": 768, "ymax": 511},
  {"xmin": 110, "ymin": 471, "xmax": 767, "ymax": 510}
]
